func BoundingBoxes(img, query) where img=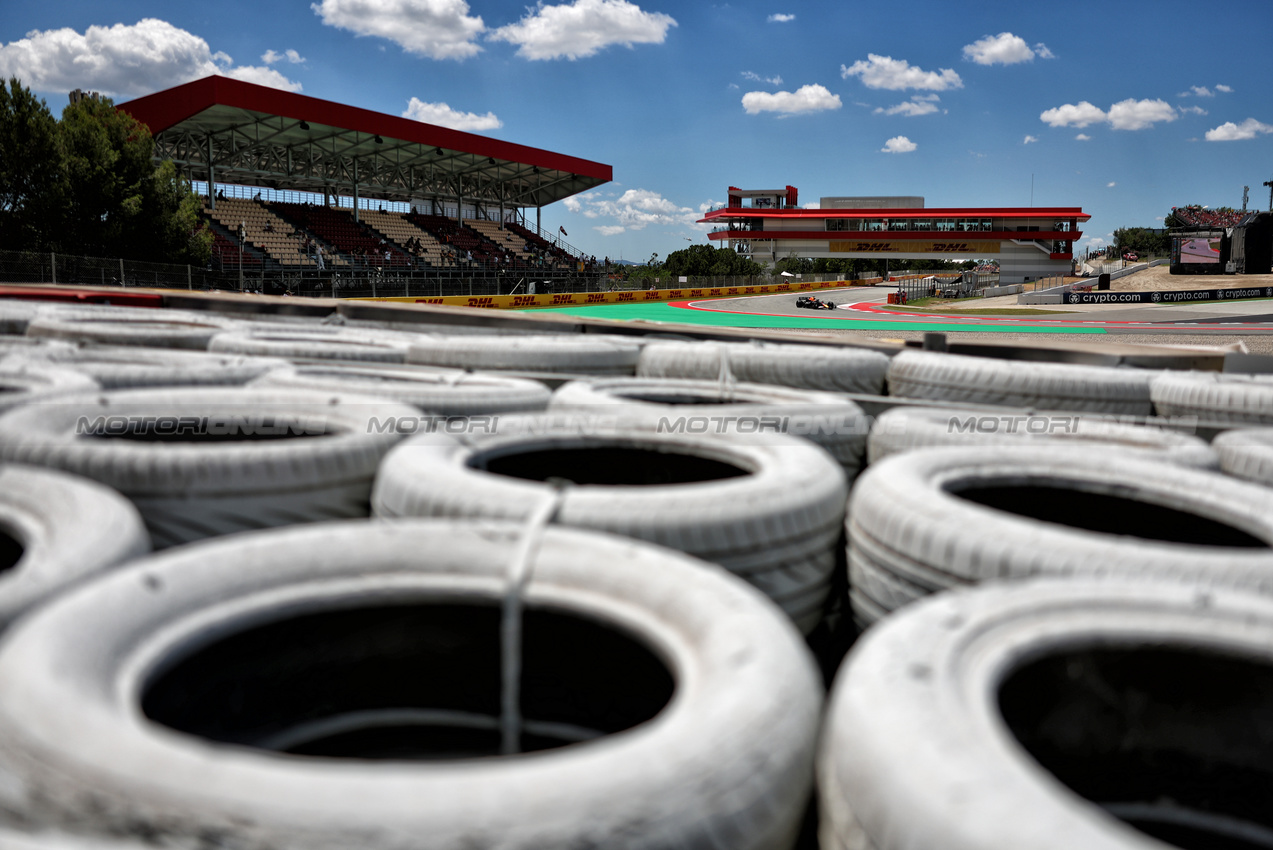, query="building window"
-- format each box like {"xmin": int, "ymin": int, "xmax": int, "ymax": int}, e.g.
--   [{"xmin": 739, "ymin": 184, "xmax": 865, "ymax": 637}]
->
[
  {"xmin": 889, "ymin": 220, "xmax": 909, "ymax": 231},
  {"xmin": 936, "ymin": 219, "xmax": 956, "ymax": 232},
  {"xmin": 826, "ymin": 219, "xmax": 849, "ymax": 231},
  {"xmin": 913, "ymin": 220, "xmax": 932, "ymax": 231},
  {"xmin": 867, "ymin": 220, "xmax": 887, "ymax": 231}
]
